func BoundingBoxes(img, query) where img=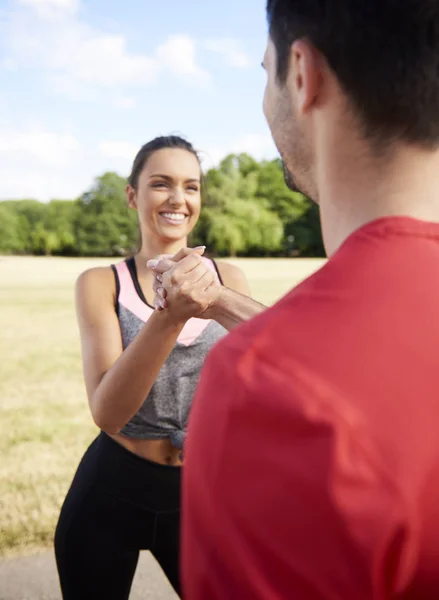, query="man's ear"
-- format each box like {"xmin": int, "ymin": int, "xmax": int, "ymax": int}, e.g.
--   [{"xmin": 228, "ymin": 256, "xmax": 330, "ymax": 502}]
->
[
  {"xmin": 288, "ymin": 39, "xmax": 322, "ymax": 115},
  {"xmin": 126, "ymin": 184, "xmax": 138, "ymax": 210}
]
